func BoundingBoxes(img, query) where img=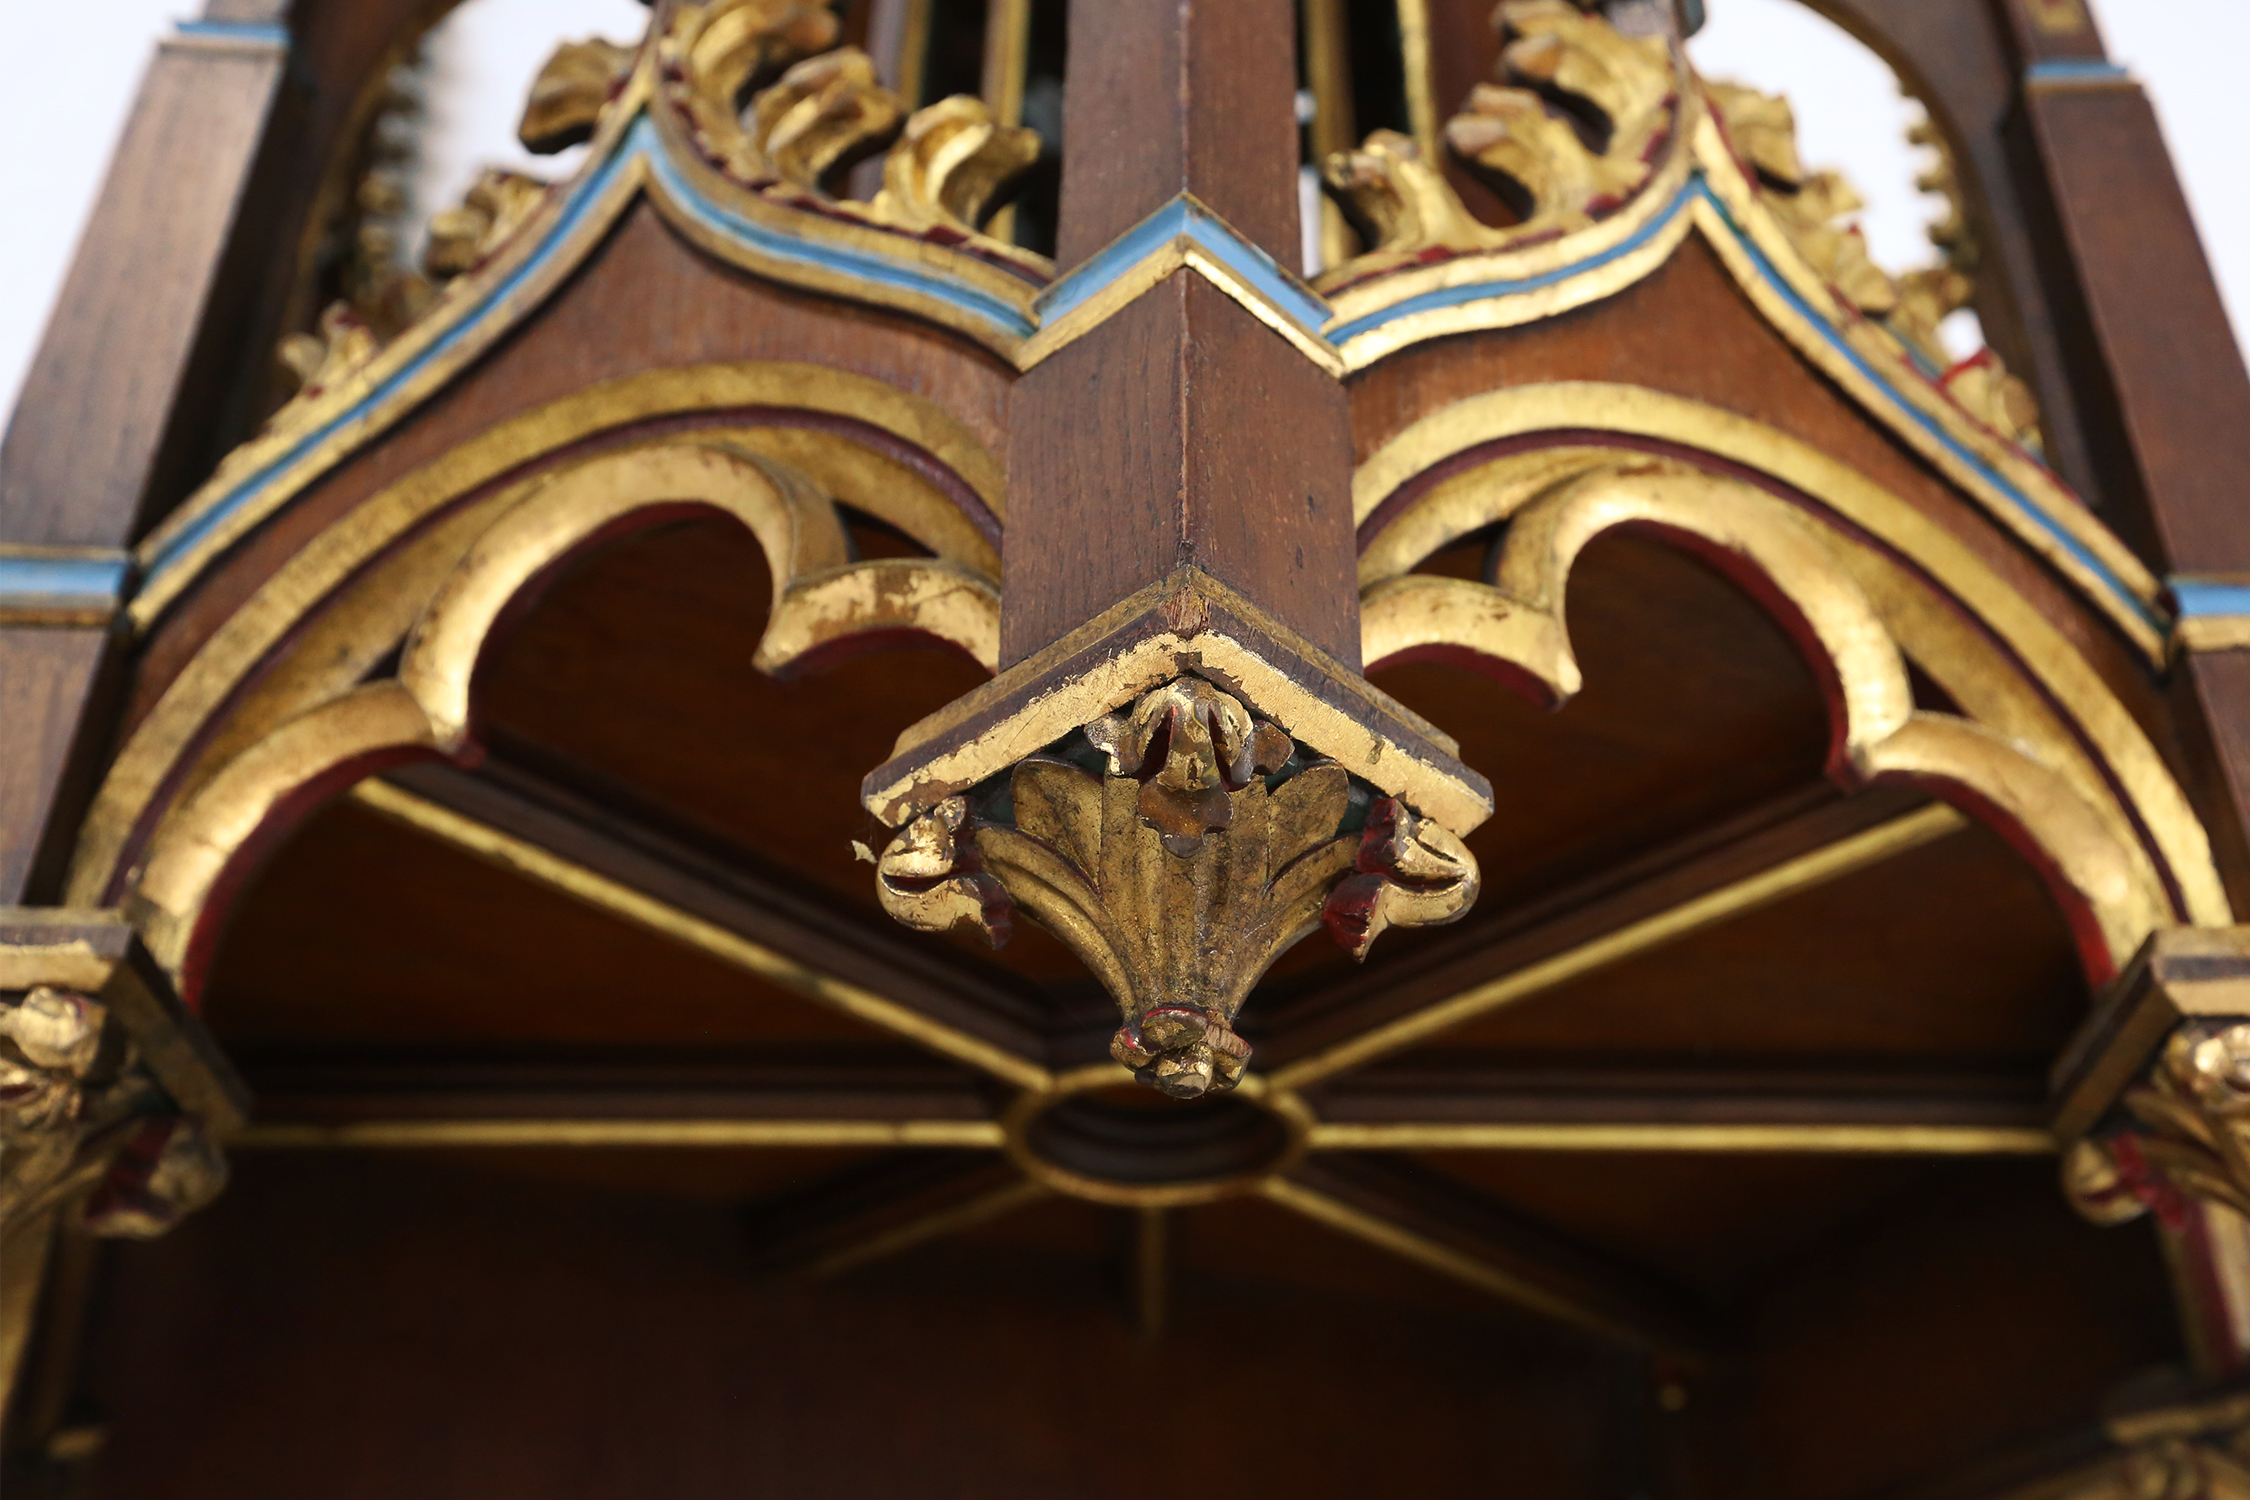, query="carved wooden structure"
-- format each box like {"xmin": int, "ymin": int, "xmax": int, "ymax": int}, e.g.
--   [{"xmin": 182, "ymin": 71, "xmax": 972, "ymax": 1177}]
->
[{"xmin": 4, "ymin": 0, "xmax": 2250, "ymax": 1492}]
